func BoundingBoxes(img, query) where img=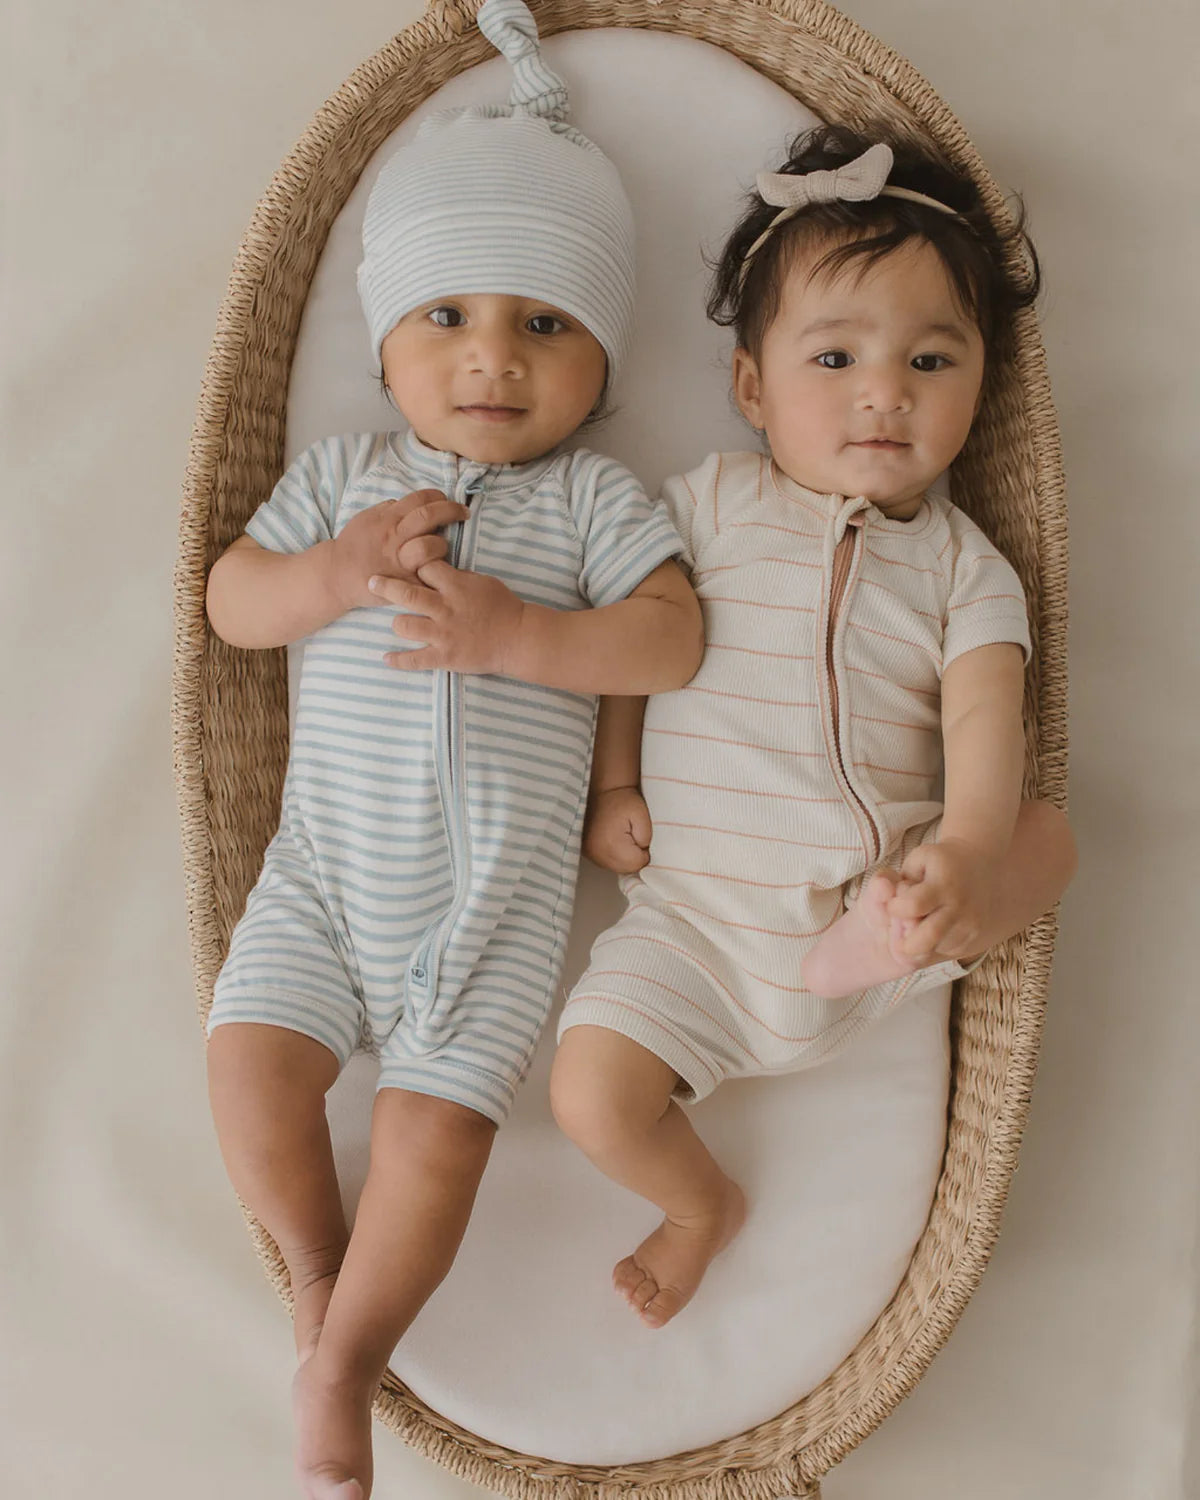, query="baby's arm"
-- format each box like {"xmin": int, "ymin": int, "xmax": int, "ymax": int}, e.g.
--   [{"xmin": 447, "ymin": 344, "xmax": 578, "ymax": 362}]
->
[
  {"xmin": 371, "ymin": 557, "xmax": 703, "ymax": 694},
  {"xmin": 583, "ymin": 696, "xmax": 651, "ymax": 873},
  {"xmin": 206, "ymin": 490, "xmax": 469, "ymax": 648},
  {"xmin": 887, "ymin": 642, "xmax": 1076, "ymax": 961},
  {"xmin": 804, "ymin": 642, "xmax": 1075, "ymax": 997}
]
